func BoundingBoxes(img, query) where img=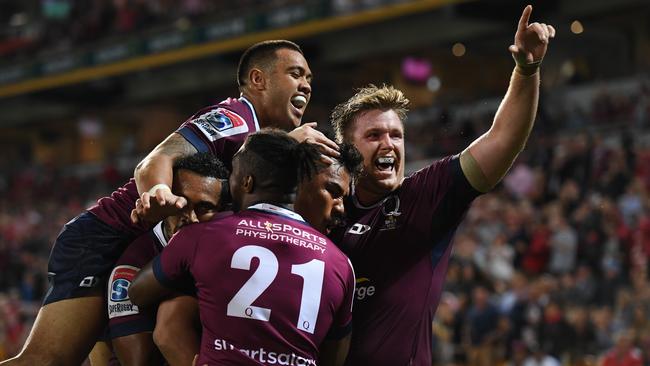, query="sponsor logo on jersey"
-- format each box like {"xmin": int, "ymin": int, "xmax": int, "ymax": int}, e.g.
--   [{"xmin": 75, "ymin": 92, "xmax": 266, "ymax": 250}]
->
[
  {"xmin": 191, "ymin": 108, "xmax": 249, "ymax": 141},
  {"xmin": 355, "ymin": 277, "xmax": 376, "ymax": 301},
  {"xmin": 235, "ymin": 219, "xmax": 328, "ymax": 253},
  {"xmin": 108, "ymin": 265, "xmax": 140, "ymax": 318},
  {"xmin": 347, "ymin": 223, "xmax": 371, "ymax": 235},
  {"xmin": 213, "ymin": 338, "xmax": 317, "ymax": 365},
  {"xmin": 79, "ymin": 276, "xmax": 99, "ymax": 288}
]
